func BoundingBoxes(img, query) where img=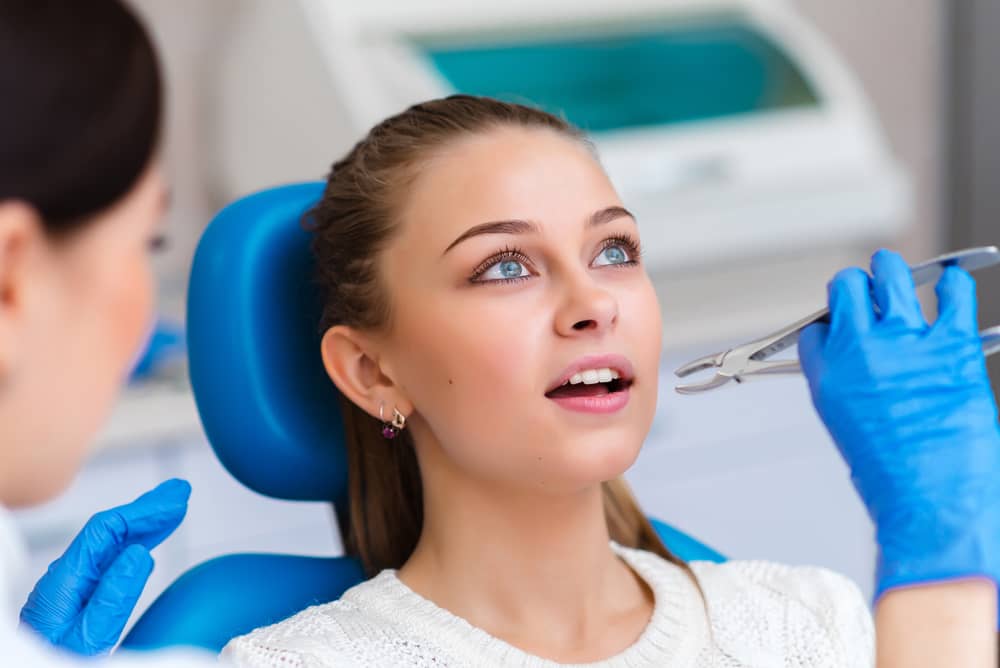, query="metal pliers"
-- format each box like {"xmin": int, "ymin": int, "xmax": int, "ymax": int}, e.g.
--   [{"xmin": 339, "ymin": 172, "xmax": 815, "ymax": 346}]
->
[{"xmin": 674, "ymin": 247, "xmax": 1000, "ymax": 394}]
